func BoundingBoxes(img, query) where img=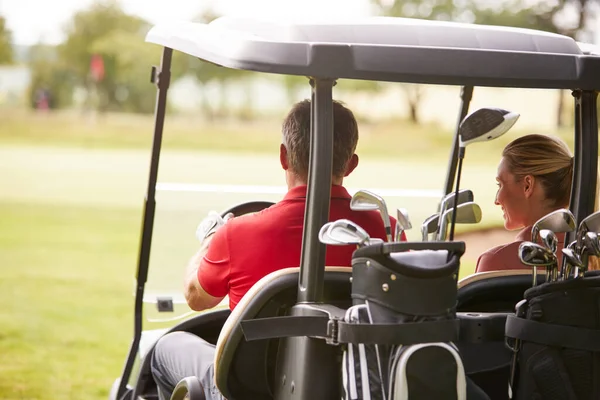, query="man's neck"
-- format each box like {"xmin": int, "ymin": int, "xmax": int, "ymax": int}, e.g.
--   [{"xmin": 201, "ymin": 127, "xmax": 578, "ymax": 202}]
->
[{"xmin": 286, "ymin": 174, "xmax": 343, "ymax": 190}]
